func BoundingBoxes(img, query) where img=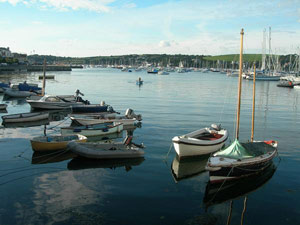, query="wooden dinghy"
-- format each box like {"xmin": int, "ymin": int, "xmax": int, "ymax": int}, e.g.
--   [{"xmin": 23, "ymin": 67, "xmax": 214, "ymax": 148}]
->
[
  {"xmin": 67, "ymin": 137, "xmax": 145, "ymax": 159},
  {"xmin": 0, "ymin": 104, "xmax": 7, "ymax": 110},
  {"xmin": 2, "ymin": 112, "xmax": 49, "ymax": 123},
  {"xmin": 31, "ymin": 134, "xmax": 87, "ymax": 152},
  {"xmin": 61, "ymin": 122, "xmax": 123, "ymax": 137},
  {"xmin": 205, "ymin": 140, "xmax": 278, "ymax": 184},
  {"xmin": 172, "ymin": 124, "xmax": 228, "ymax": 158}
]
